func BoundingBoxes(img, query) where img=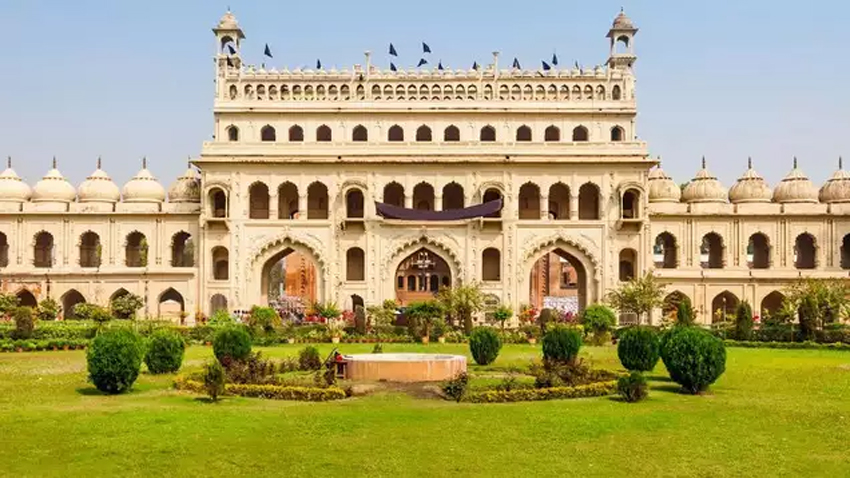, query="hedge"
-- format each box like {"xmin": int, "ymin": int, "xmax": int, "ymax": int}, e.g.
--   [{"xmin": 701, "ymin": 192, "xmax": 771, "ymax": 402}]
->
[
  {"xmin": 724, "ymin": 340, "xmax": 850, "ymax": 351},
  {"xmin": 0, "ymin": 338, "xmax": 89, "ymax": 352},
  {"xmin": 174, "ymin": 377, "xmax": 346, "ymax": 401},
  {"xmin": 463, "ymin": 381, "xmax": 617, "ymax": 403}
]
